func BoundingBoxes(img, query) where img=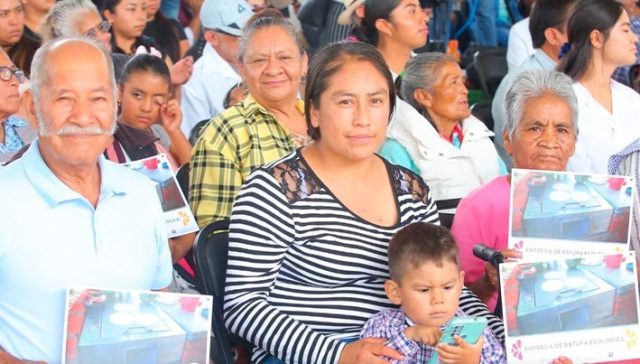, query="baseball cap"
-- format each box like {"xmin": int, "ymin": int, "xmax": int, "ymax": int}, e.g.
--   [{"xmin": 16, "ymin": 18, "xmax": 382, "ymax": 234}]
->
[
  {"xmin": 337, "ymin": 0, "xmax": 365, "ymax": 25},
  {"xmin": 200, "ymin": 0, "xmax": 253, "ymax": 37}
]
